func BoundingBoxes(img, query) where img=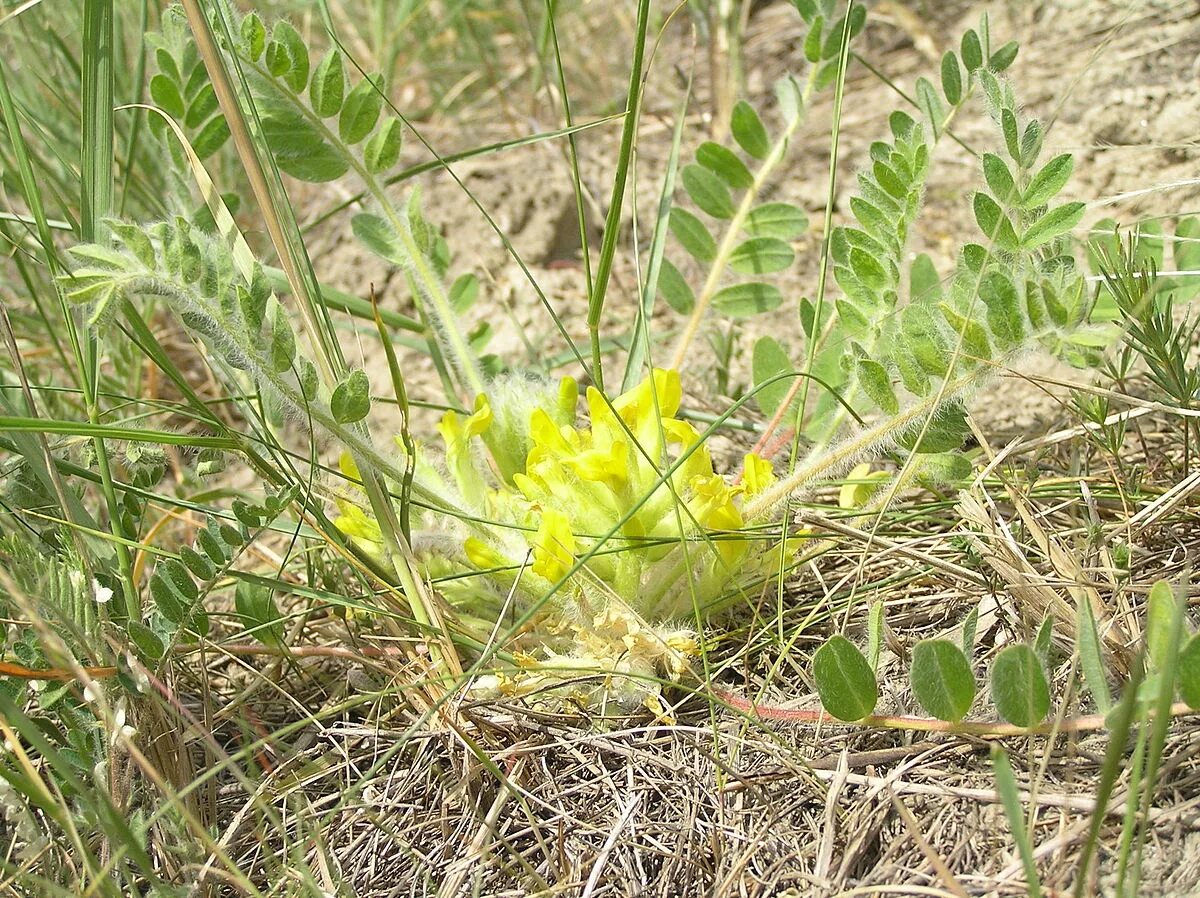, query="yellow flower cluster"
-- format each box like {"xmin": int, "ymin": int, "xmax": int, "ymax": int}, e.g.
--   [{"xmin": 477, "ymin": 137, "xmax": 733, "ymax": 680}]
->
[{"xmin": 335, "ymin": 368, "xmax": 789, "ymax": 713}]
